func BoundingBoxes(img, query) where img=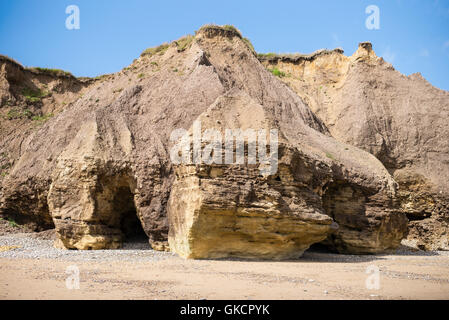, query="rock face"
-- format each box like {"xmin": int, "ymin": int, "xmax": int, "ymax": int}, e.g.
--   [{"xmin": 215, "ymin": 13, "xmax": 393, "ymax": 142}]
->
[
  {"xmin": 0, "ymin": 55, "xmax": 91, "ymax": 230},
  {"xmin": 260, "ymin": 42, "xmax": 449, "ymax": 250},
  {"xmin": 0, "ymin": 25, "xmax": 408, "ymax": 258},
  {"xmin": 167, "ymin": 93, "xmax": 338, "ymax": 259}
]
